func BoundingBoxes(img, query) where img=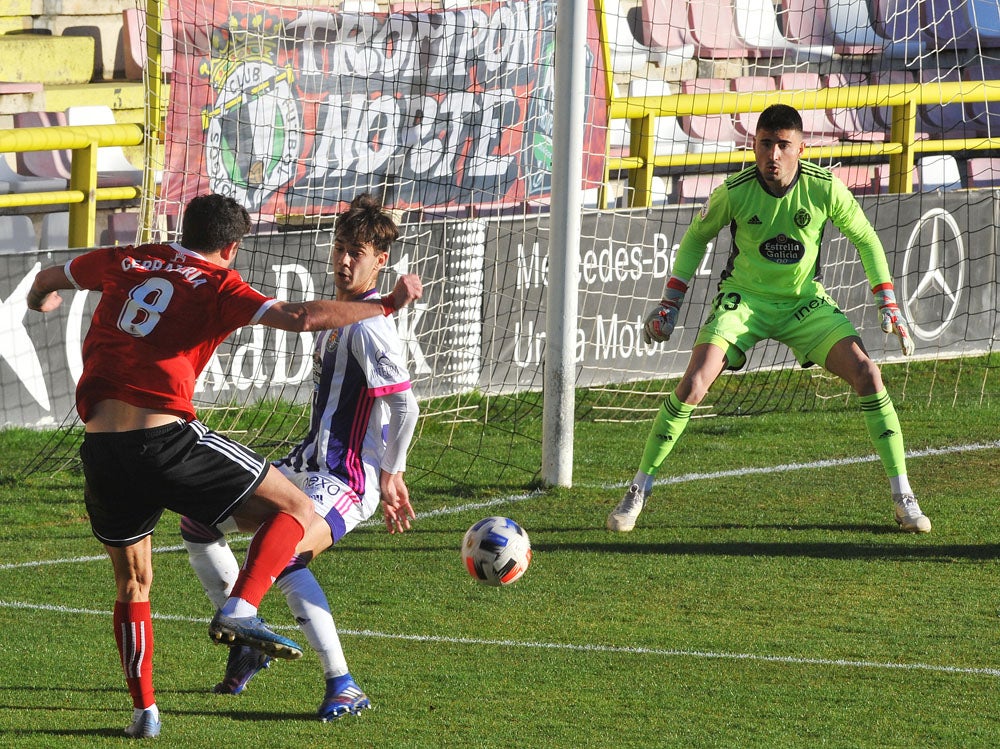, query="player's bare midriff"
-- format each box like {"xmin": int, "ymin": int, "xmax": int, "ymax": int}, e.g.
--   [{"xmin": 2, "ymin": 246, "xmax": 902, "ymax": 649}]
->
[{"xmin": 85, "ymin": 399, "xmax": 185, "ymax": 433}]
